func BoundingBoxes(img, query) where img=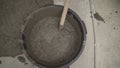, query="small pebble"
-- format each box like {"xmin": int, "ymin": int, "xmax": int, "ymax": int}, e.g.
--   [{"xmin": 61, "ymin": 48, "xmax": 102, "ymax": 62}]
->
[
  {"xmin": 0, "ymin": 60, "xmax": 2, "ymax": 64},
  {"xmin": 24, "ymin": 63, "xmax": 28, "ymax": 65},
  {"xmin": 17, "ymin": 56, "xmax": 26, "ymax": 63},
  {"xmin": 115, "ymin": 11, "xmax": 118, "ymax": 13}
]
